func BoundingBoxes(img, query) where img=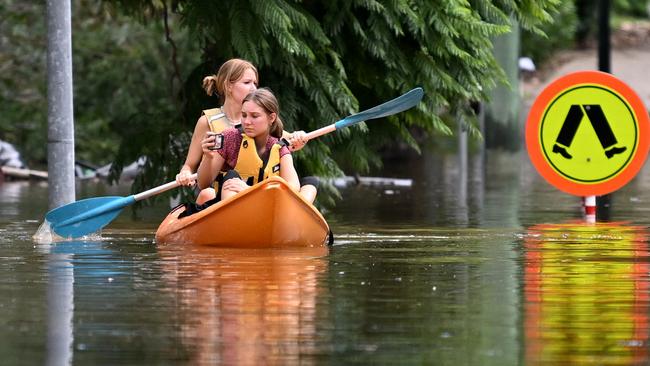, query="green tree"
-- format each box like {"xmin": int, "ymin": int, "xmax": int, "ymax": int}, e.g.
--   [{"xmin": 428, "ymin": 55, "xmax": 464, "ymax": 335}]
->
[
  {"xmin": 521, "ymin": 1, "xmax": 577, "ymax": 65},
  {"xmin": 0, "ymin": 1, "xmax": 47, "ymax": 163},
  {"xmin": 106, "ymin": 0, "xmax": 560, "ymax": 202},
  {"xmin": 0, "ymin": 0, "xmax": 199, "ymax": 169},
  {"xmin": 522, "ymin": 0, "xmax": 649, "ymax": 70},
  {"xmin": 2, "ymin": 1, "xmax": 560, "ymax": 204}
]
